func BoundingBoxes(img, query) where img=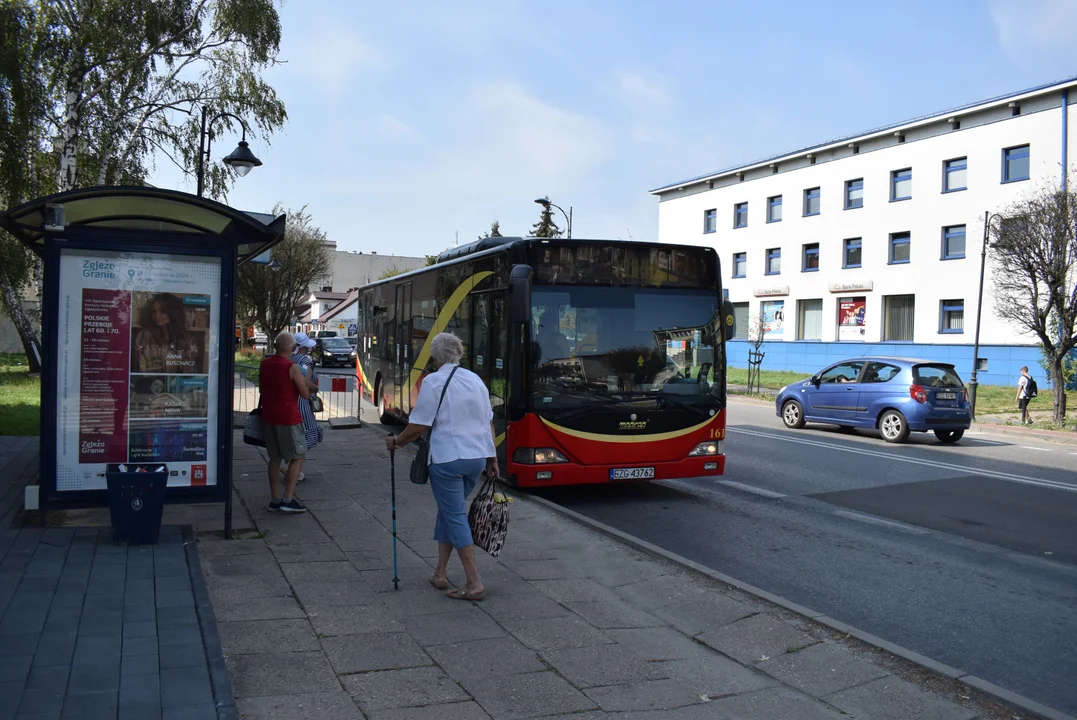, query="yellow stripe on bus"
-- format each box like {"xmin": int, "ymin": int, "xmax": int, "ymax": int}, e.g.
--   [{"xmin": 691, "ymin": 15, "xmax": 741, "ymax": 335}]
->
[
  {"xmin": 408, "ymin": 270, "xmax": 494, "ymax": 388},
  {"xmin": 538, "ymin": 414, "xmax": 717, "ymax": 443}
]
